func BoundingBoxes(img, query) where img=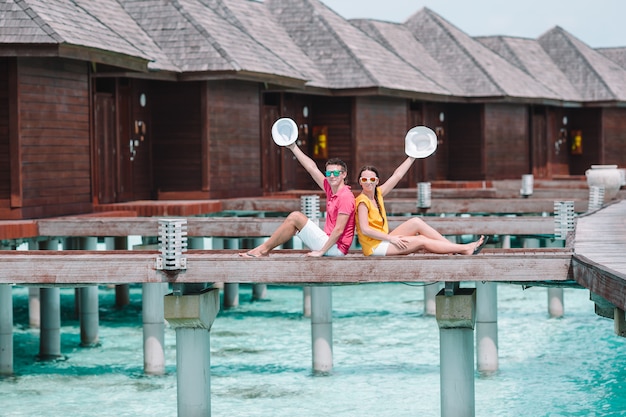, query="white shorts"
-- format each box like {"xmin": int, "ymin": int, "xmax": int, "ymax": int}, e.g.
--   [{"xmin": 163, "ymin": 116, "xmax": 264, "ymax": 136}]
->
[
  {"xmin": 296, "ymin": 219, "xmax": 345, "ymax": 257},
  {"xmin": 371, "ymin": 241, "xmax": 390, "ymax": 256}
]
